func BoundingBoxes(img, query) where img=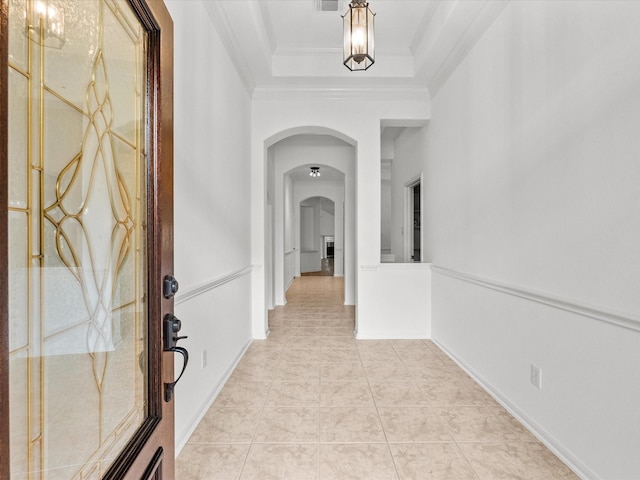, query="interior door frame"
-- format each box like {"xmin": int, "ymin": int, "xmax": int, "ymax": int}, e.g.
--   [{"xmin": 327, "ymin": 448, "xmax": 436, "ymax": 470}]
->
[
  {"xmin": 404, "ymin": 174, "xmax": 423, "ymax": 263},
  {"xmin": 0, "ymin": 0, "xmax": 176, "ymax": 478},
  {"xmin": 0, "ymin": 1, "xmax": 9, "ymax": 476}
]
